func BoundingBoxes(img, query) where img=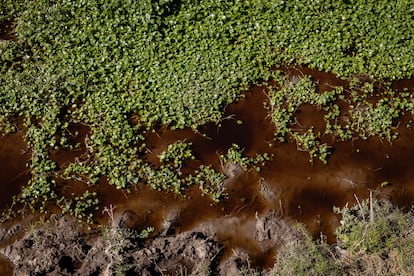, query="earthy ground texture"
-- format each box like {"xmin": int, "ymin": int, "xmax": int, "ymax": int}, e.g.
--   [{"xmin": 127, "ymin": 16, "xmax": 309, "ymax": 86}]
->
[
  {"xmin": 1, "ymin": 199, "xmax": 414, "ymax": 275},
  {"xmin": 0, "ymin": 210, "xmax": 303, "ymax": 275},
  {"xmin": 1, "ymin": 0, "xmax": 414, "ymax": 275}
]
